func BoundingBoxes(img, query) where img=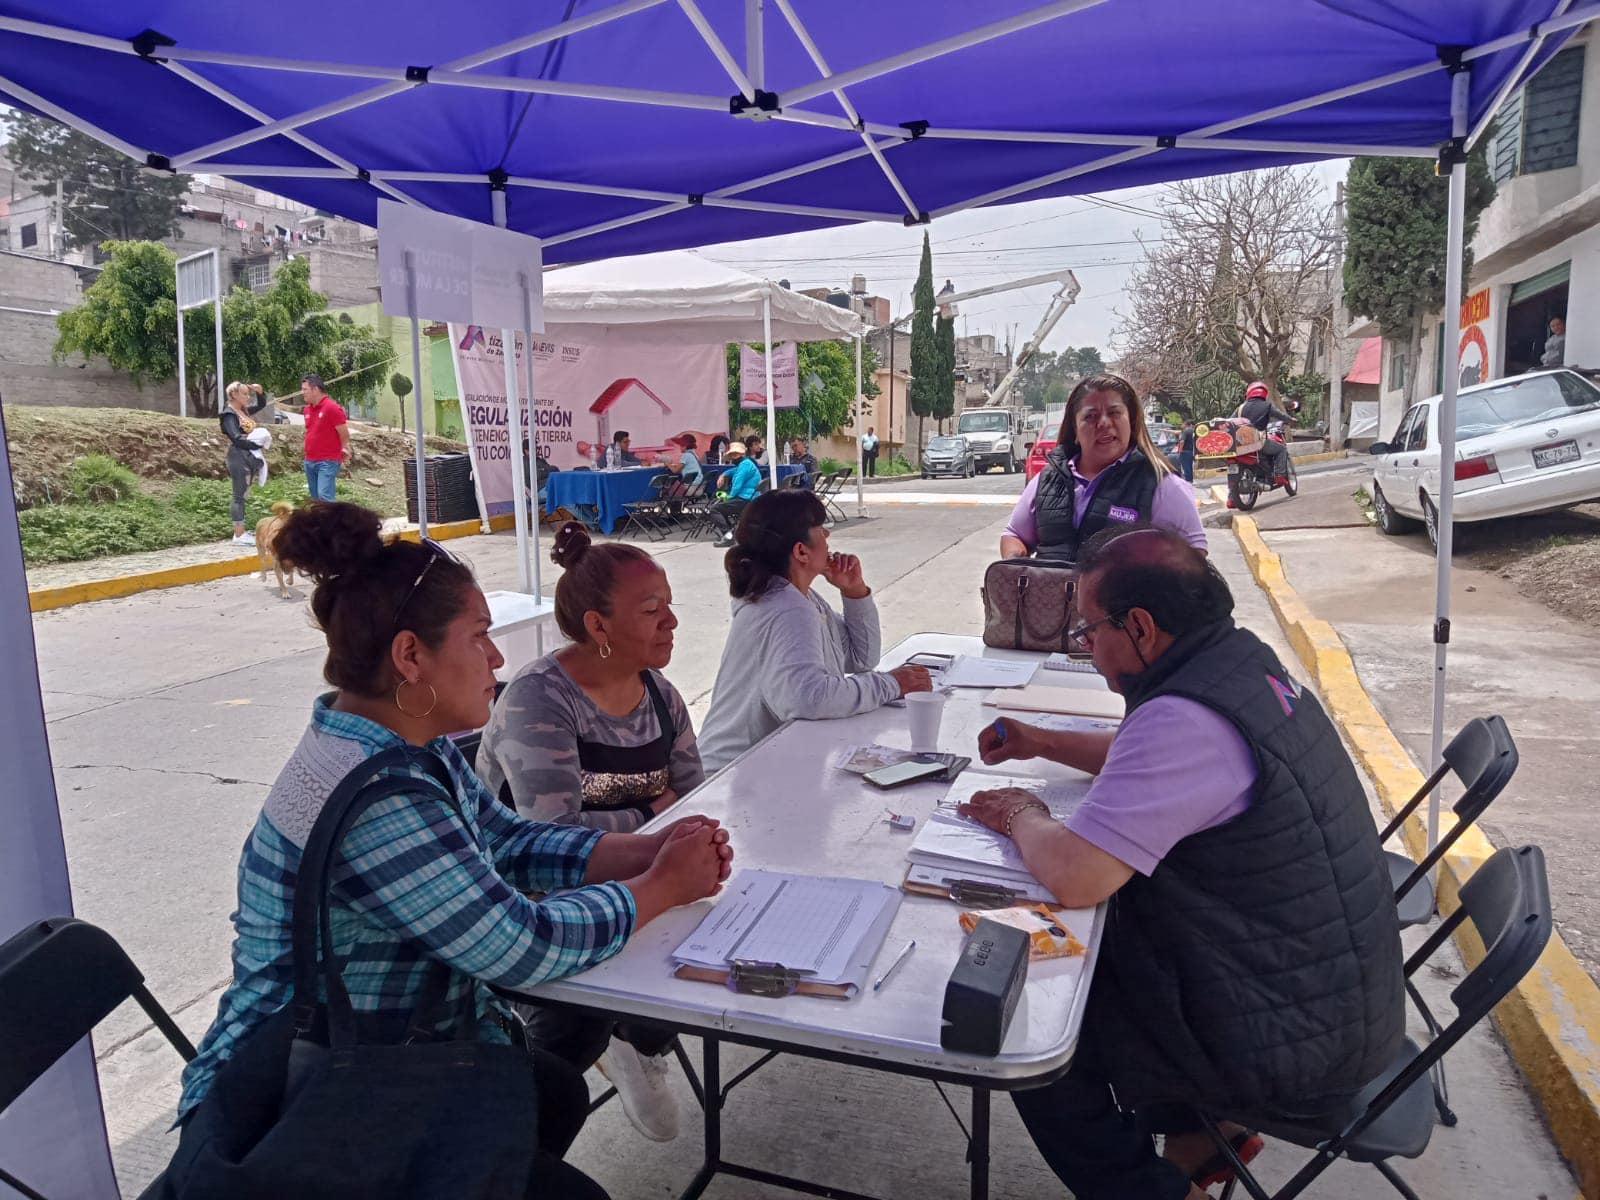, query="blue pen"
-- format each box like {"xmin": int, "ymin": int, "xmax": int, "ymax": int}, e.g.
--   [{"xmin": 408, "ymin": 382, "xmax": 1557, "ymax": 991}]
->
[{"xmin": 990, "ymin": 719, "xmax": 1007, "ymax": 746}]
